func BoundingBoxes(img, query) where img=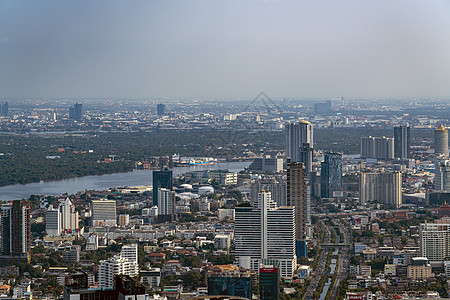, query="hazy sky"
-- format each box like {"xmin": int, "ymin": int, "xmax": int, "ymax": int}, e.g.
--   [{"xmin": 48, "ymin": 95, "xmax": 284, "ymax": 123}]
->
[{"xmin": 1, "ymin": 0, "xmax": 450, "ymax": 99}]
